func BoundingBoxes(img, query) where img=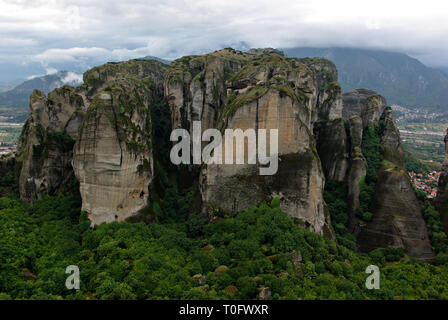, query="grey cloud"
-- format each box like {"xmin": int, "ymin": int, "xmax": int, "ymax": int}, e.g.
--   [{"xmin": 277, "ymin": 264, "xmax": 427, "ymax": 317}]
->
[{"xmin": 0, "ymin": 0, "xmax": 447, "ymax": 82}]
